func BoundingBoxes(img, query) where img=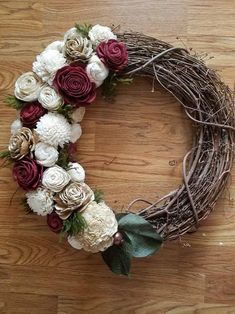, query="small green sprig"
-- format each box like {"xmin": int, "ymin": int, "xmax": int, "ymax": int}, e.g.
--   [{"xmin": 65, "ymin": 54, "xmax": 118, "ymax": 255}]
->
[
  {"xmin": 102, "ymin": 72, "xmax": 133, "ymax": 99},
  {"xmin": 60, "ymin": 211, "xmax": 87, "ymax": 238},
  {"xmin": 6, "ymin": 95, "xmax": 24, "ymax": 110},
  {"xmin": 57, "ymin": 104, "xmax": 74, "ymax": 122},
  {"xmin": 0, "ymin": 150, "xmax": 13, "ymax": 167},
  {"xmin": 94, "ymin": 189, "xmax": 104, "ymax": 203},
  {"xmin": 56, "ymin": 146, "xmax": 71, "ymax": 170},
  {"xmin": 75, "ymin": 23, "xmax": 92, "ymax": 38}
]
